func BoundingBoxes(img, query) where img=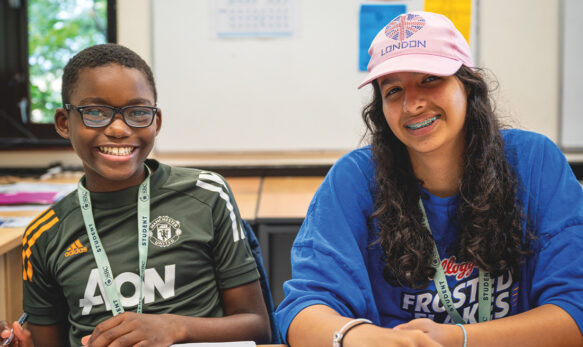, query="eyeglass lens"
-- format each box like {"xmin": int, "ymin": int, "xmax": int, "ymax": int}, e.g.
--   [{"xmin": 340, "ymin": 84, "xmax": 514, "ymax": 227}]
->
[{"xmin": 81, "ymin": 106, "xmax": 155, "ymax": 128}]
